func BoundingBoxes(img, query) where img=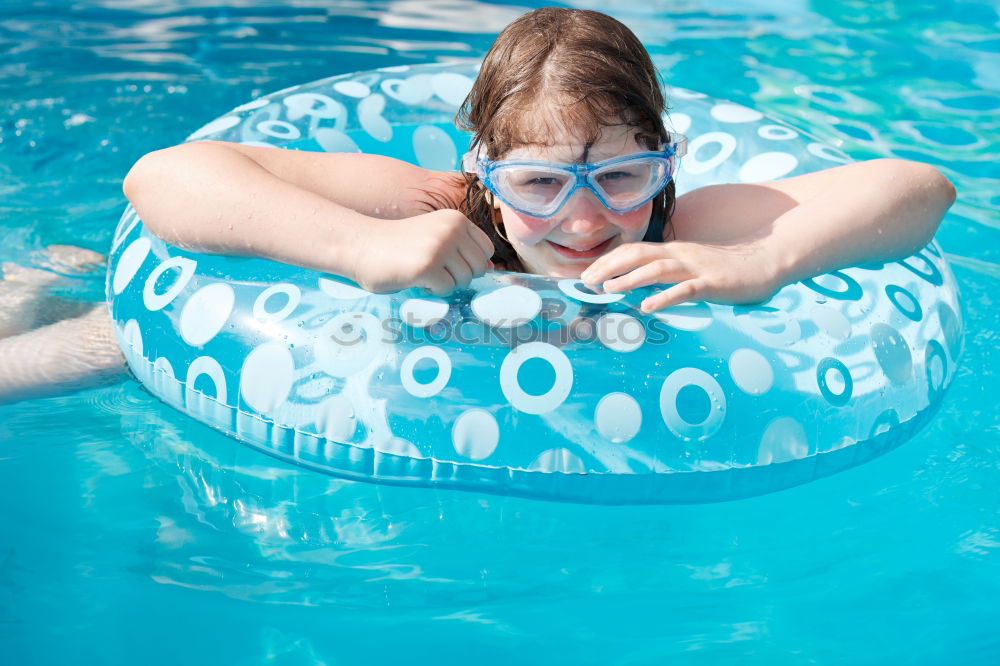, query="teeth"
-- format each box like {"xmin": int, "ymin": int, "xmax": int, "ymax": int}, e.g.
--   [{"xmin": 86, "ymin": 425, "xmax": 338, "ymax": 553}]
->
[{"xmin": 562, "ymin": 240, "xmax": 605, "ymax": 252}]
